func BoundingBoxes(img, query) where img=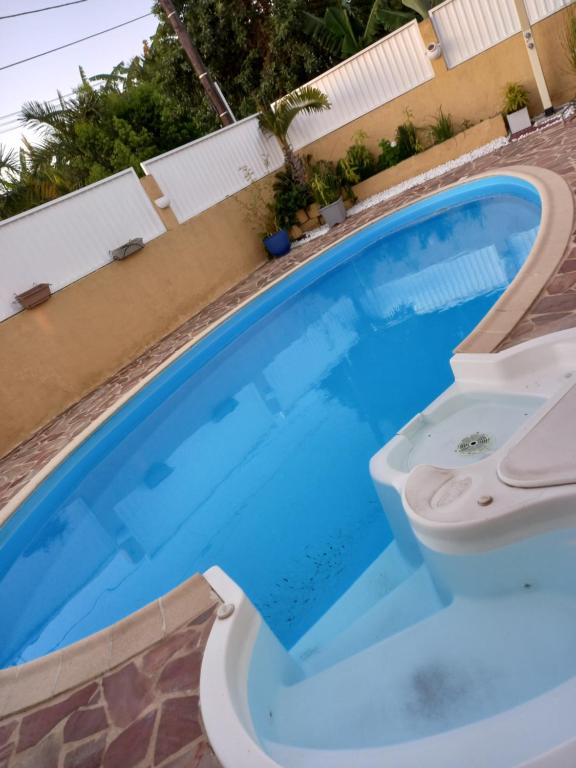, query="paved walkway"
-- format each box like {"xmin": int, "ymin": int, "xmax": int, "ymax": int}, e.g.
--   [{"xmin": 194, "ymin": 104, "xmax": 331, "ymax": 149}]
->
[{"xmin": 1, "ymin": 117, "xmax": 576, "ymax": 768}]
